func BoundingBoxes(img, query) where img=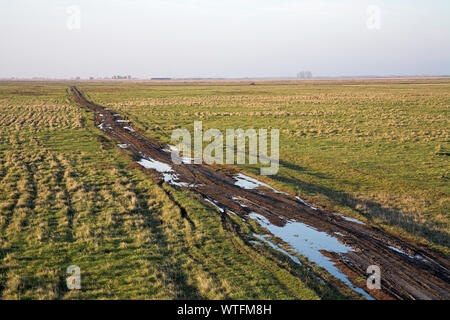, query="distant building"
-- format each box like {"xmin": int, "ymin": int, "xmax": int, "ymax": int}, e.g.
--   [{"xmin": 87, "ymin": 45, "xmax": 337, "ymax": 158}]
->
[
  {"xmin": 112, "ymin": 75, "xmax": 132, "ymax": 80},
  {"xmin": 297, "ymin": 71, "xmax": 313, "ymax": 79}
]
